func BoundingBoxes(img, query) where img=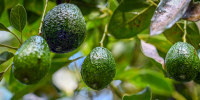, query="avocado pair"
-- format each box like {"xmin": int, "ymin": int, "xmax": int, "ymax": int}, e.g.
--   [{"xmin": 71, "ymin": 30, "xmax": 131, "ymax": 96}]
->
[{"xmin": 165, "ymin": 42, "xmax": 200, "ymax": 82}]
